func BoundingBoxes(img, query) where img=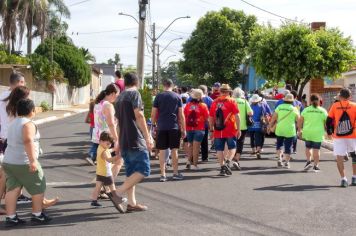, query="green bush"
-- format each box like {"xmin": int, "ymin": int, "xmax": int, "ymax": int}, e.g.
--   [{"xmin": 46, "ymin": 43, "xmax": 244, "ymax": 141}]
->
[
  {"xmin": 29, "ymin": 53, "xmax": 65, "ymax": 82},
  {"xmin": 40, "ymin": 101, "xmax": 51, "ymax": 112},
  {"xmin": 0, "ymin": 50, "xmax": 29, "ymax": 64},
  {"xmin": 139, "ymin": 86, "xmax": 153, "ymax": 120}
]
